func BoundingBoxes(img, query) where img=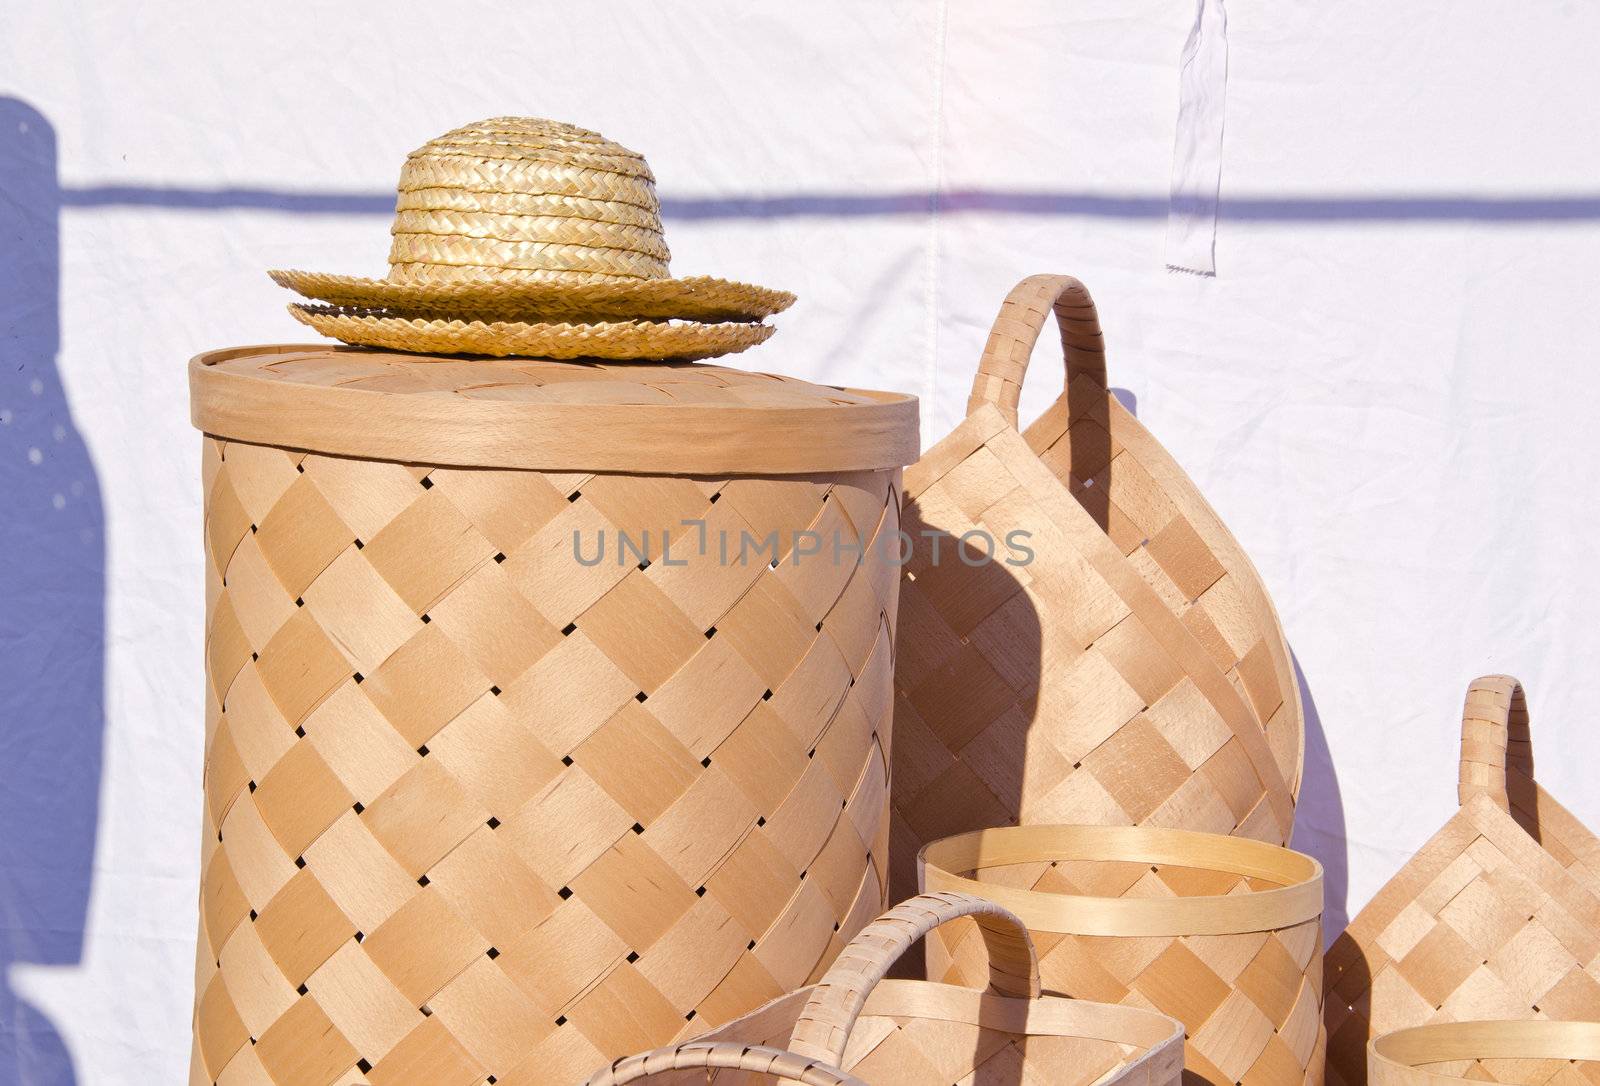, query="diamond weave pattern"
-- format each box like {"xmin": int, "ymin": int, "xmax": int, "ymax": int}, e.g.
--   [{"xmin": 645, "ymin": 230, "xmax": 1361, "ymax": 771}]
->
[
  {"xmin": 191, "ymin": 436, "xmax": 901, "ymax": 1085},
  {"xmin": 929, "ymin": 859, "xmax": 1325, "ymax": 1086}
]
